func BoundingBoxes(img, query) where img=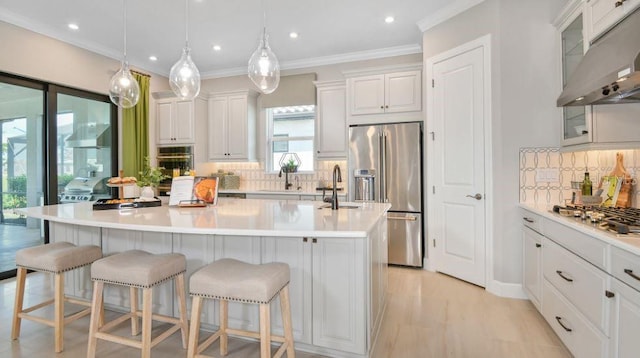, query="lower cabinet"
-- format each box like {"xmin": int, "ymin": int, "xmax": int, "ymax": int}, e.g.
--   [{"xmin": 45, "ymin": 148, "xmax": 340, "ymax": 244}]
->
[
  {"xmin": 608, "ymin": 278, "xmax": 640, "ymax": 358},
  {"xmin": 522, "ymin": 226, "xmax": 542, "ymax": 309}
]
